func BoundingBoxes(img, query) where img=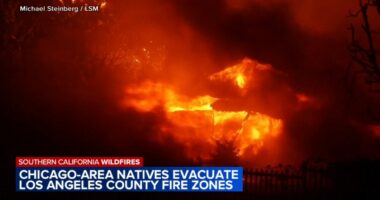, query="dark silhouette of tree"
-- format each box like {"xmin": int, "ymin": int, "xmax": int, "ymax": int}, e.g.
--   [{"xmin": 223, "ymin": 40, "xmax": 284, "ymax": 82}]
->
[
  {"xmin": 348, "ymin": 0, "xmax": 380, "ymax": 93},
  {"xmin": 347, "ymin": 0, "xmax": 380, "ymax": 120},
  {"xmin": 210, "ymin": 141, "xmax": 239, "ymax": 166}
]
